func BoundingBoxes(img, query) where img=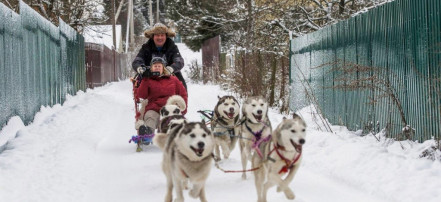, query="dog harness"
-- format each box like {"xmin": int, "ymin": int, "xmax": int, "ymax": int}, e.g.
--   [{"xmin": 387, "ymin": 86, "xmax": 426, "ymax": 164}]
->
[
  {"xmin": 245, "ymin": 123, "xmax": 272, "ymax": 158},
  {"xmin": 269, "ymin": 144, "xmax": 302, "ymax": 175}
]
